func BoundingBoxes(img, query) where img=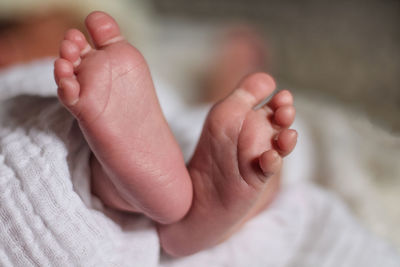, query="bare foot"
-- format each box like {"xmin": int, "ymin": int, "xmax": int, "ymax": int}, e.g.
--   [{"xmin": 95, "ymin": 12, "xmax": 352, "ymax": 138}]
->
[
  {"xmin": 159, "ymin": 73, "xmax": 297, "ymax": 256},
  {"xmin": 54, "ymin": 11, "xmax": 296, "ymax": 257},
  {"xmin": 53, "ymin": 11, "xmax": 192, "ymax": 224}
]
